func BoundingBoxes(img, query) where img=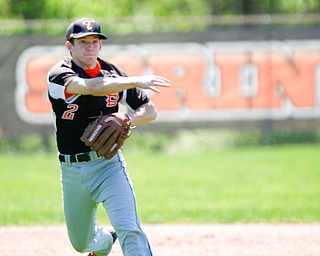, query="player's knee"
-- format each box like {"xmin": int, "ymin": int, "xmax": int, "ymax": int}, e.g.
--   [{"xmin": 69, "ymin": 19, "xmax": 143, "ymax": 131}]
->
[
  {"xmin": 69, "ymin": 236, "xmax": 90, "ymax": 253},
  {"xmin": 71, "ymin": 242, "xmax": 87, "ymax": 253}
]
